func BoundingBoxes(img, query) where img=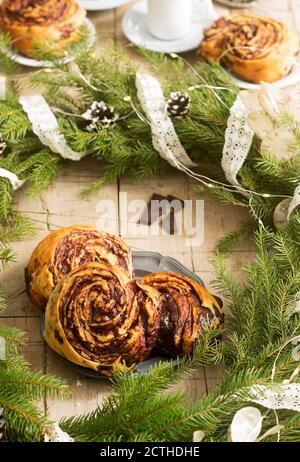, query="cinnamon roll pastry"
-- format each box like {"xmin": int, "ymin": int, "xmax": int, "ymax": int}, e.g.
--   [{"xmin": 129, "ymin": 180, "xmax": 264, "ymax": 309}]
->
[
  {"xmin": 140, "ymin": 272, "xmax": 223, "ymax": 357},
  {"xmin": 43, "ymin": 263, "xmax": 162, "ymax": 375},
  {"xmin": 0, "ymin": 0, "xmax": 86, "ymax": 57},
  {"xmin": 26, "ymin": 225, "xmax": 133, "ymax": 310},
  {"xmin": 198, "ymin": 14, "xmax": 299, "ymax": 83}
]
